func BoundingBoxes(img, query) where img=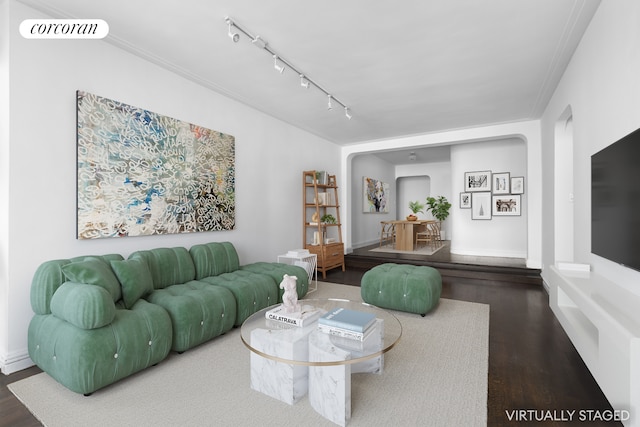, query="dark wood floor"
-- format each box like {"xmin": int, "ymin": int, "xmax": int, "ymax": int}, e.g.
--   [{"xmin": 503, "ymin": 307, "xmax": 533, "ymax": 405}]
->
[
  {"xmin": 330, "ymin": 245, "xmax": 621, "ymax": 426},
  {"xmin": 0, "ymin": 245, "xmax": 621, "ymax": 426}
]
